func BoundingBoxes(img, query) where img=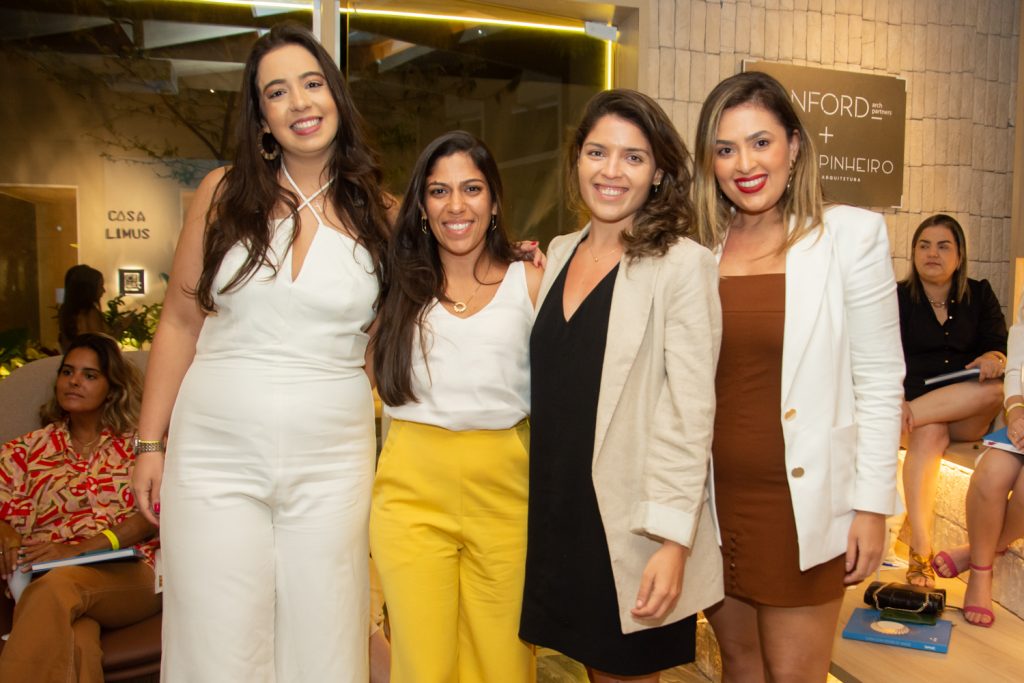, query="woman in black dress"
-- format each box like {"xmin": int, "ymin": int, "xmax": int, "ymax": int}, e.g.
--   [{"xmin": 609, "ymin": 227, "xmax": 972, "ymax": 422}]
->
[
  {"xmin": 896, "ymin": 214, "xmax": 1007, "ymax": 586},
  {"xmin": 520, "ymin": 90, "xmax": 722, "ymax": 681}
]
